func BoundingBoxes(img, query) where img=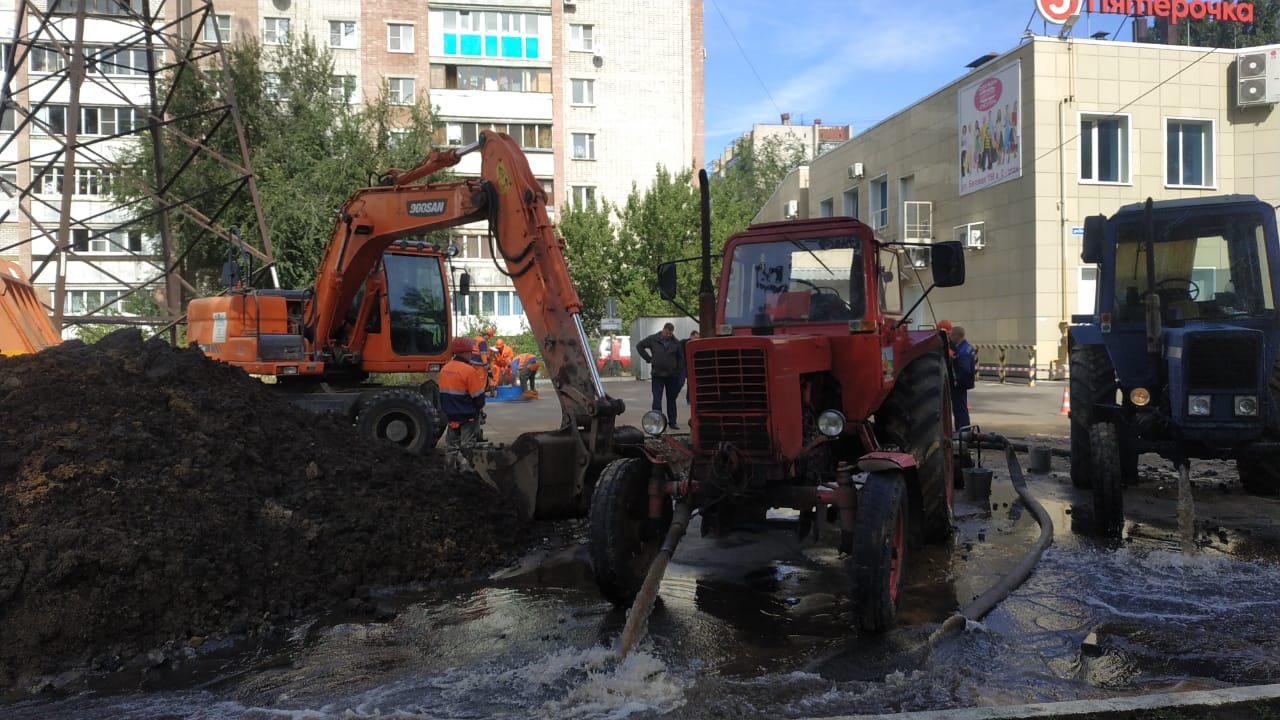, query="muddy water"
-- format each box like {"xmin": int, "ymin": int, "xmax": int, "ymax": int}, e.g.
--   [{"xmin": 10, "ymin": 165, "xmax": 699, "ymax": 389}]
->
[{"xmin": 8, "ymin": 465, "xmax": 1280, "ymax": 719}]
